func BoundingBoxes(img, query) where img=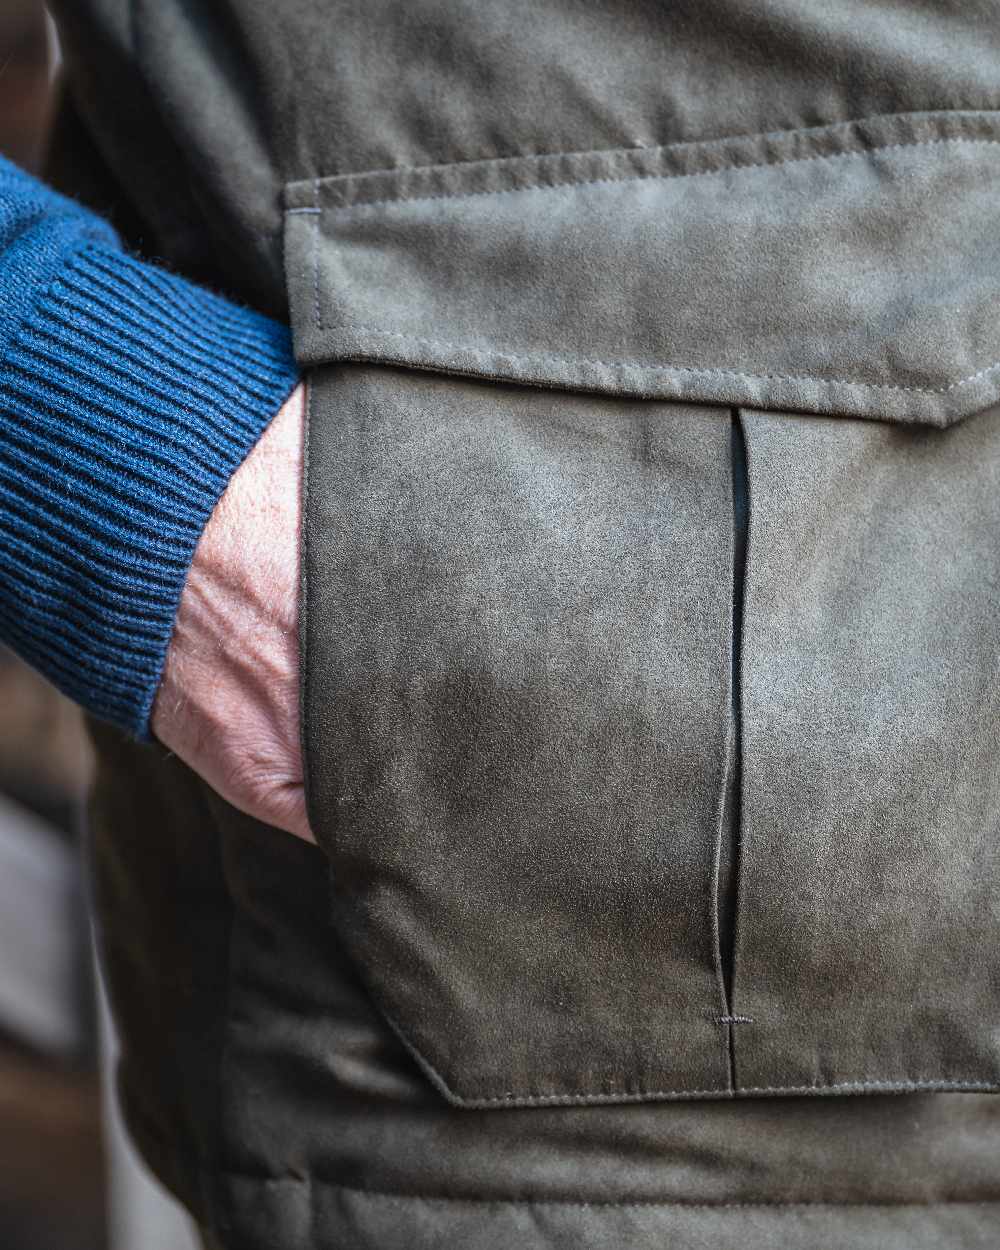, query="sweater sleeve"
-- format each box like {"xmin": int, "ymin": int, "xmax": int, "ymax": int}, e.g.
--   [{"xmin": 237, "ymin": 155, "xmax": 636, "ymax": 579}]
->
[{"xmin": 0, "ymin": 156, "xmax": 299, "ymax": 737}]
